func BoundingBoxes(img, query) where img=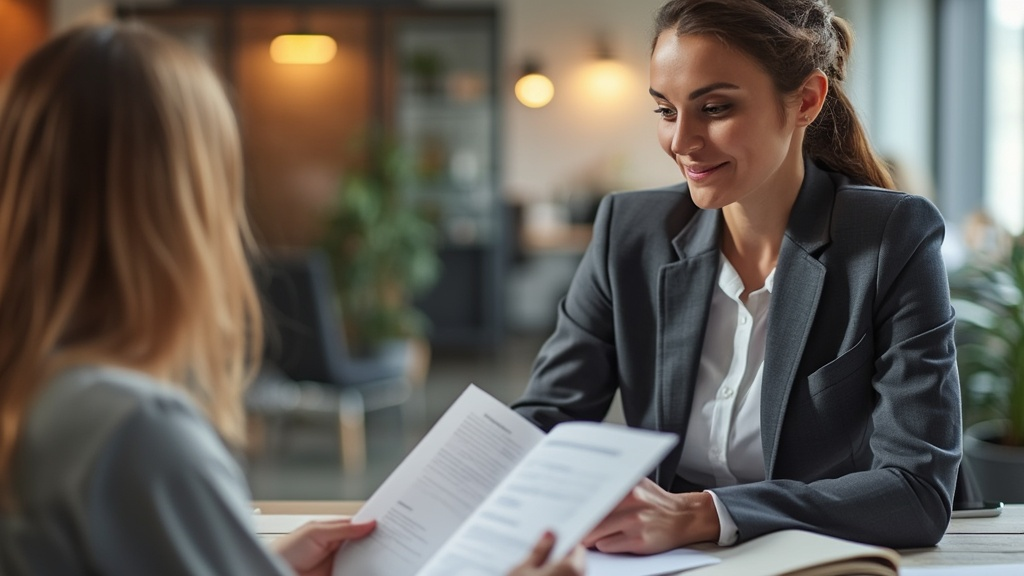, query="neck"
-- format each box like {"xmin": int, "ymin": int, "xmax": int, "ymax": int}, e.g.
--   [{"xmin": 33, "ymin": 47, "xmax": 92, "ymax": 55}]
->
[{"xmin": 720, "ymin": 156, "xmax": 805, "ymax": 298}]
